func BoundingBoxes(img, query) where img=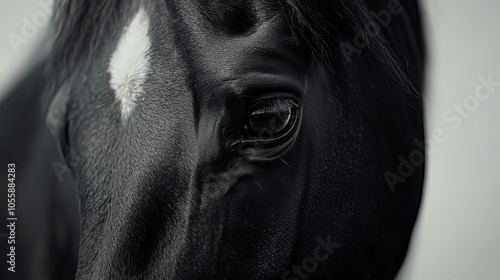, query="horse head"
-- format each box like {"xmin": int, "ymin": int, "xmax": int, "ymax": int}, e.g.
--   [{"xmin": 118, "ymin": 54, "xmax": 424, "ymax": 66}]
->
[{"xmin": 45, "ymin": 0, "xmax": 425, "ymax": 278}]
